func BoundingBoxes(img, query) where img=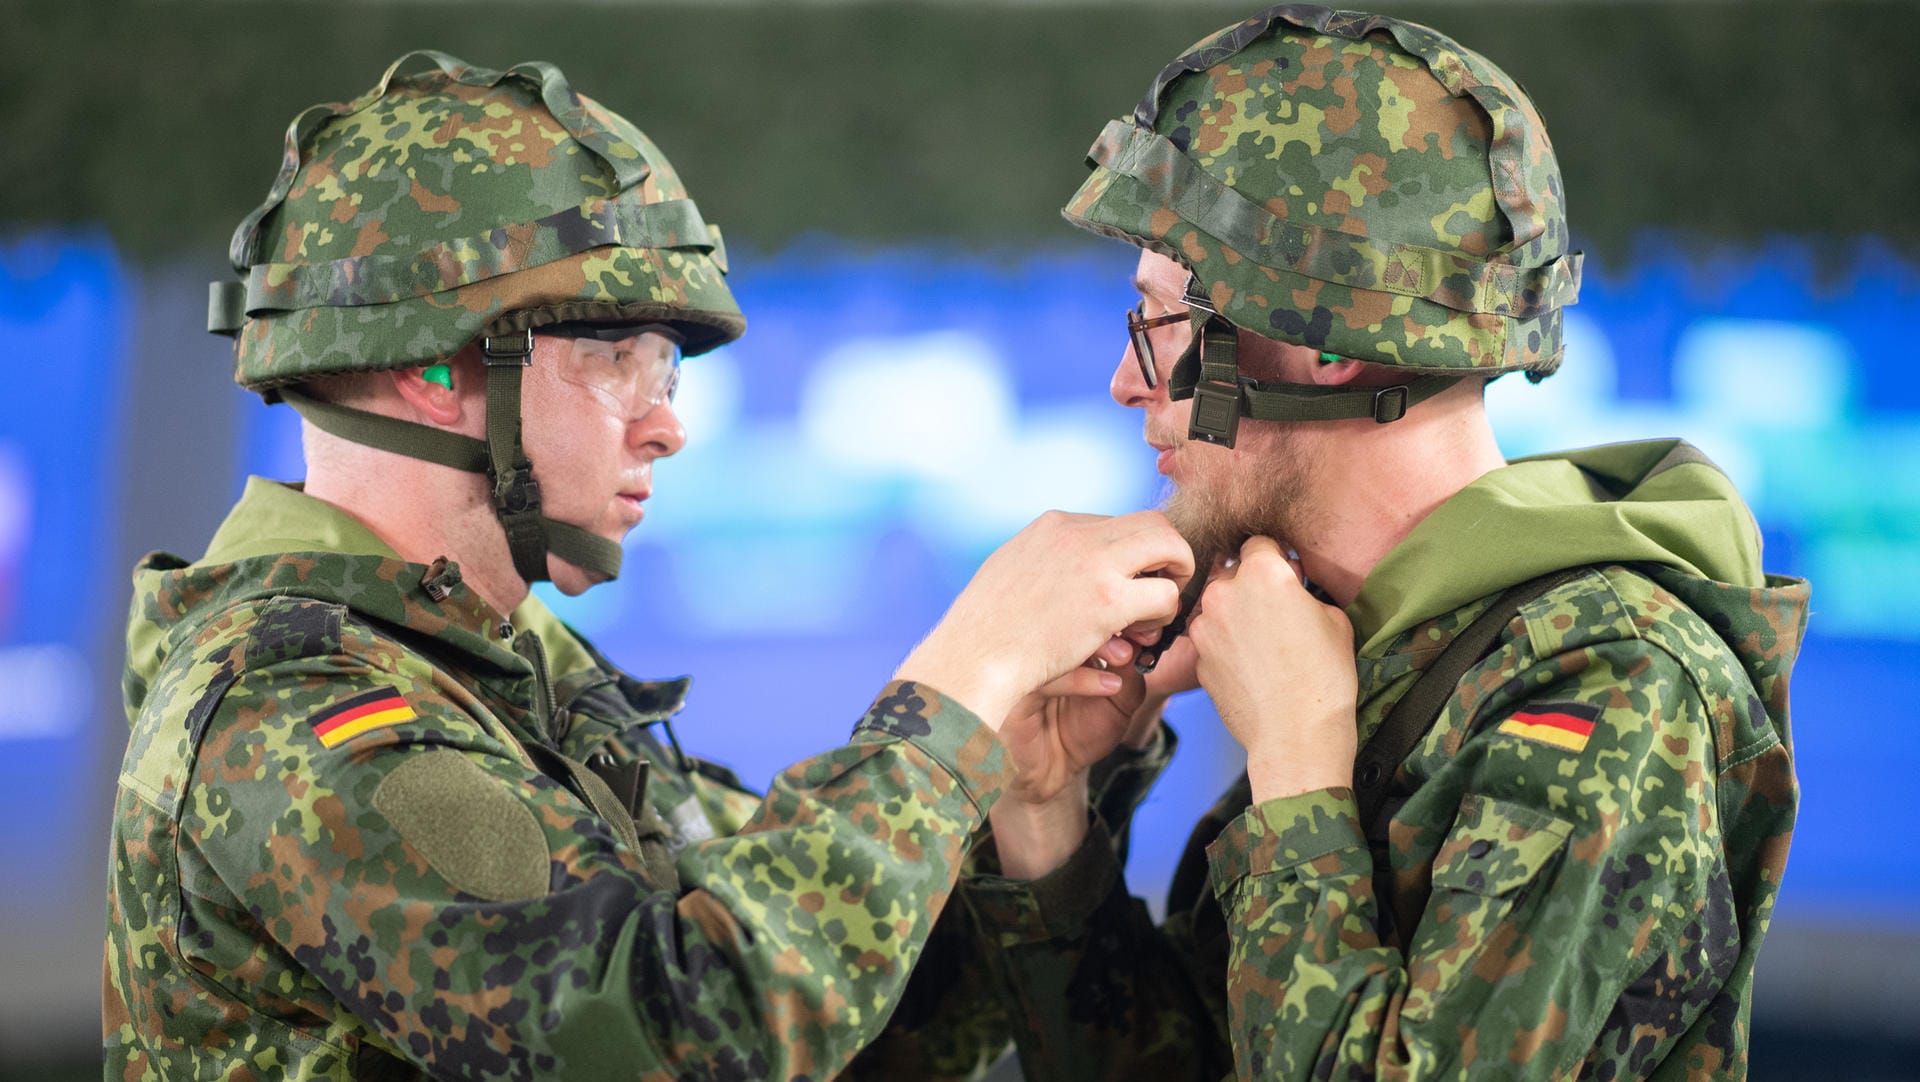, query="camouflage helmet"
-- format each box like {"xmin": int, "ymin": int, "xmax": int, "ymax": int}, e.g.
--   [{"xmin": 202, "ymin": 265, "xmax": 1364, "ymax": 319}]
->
[
  {"xmin": 1066, "ymin": 5, "xmax": 1583, "ymax": 440},
  {"xmin": 209, "ymin": 50, "xmax": 743, "ymax": 390},
  {"xmin": 208, "ymin": 51, "xmax": 746, "ymax": 585}
]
